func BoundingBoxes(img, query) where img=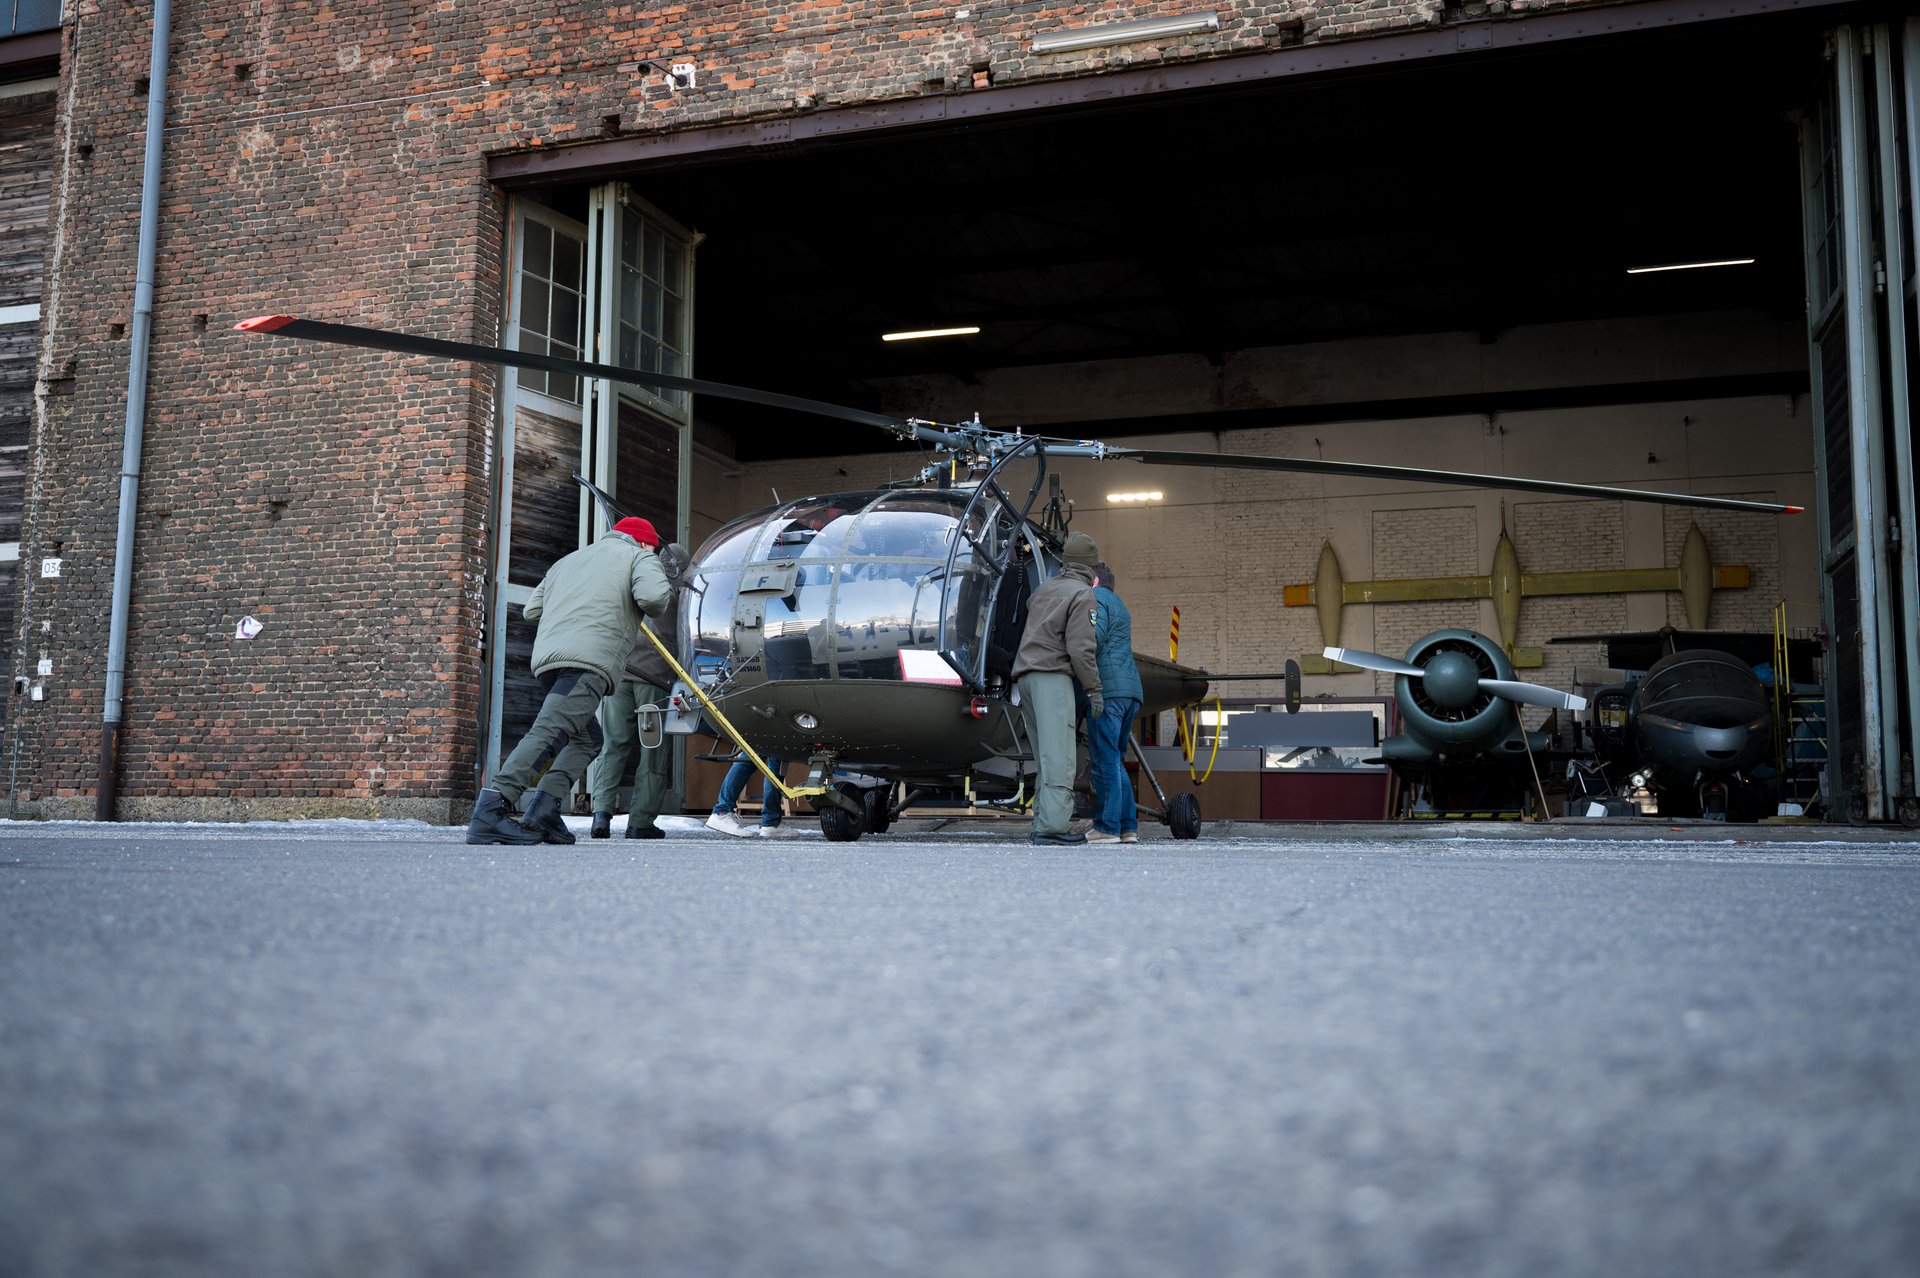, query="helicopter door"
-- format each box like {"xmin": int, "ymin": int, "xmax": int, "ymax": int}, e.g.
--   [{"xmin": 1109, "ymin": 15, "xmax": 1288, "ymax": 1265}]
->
[
  {"xmin": 729, "ymin": 560, "xmax": 803, "ymax": 685},
  {"xmin": 979, "ymin": 535, "xmax": 1041, "ymax": 686}
]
